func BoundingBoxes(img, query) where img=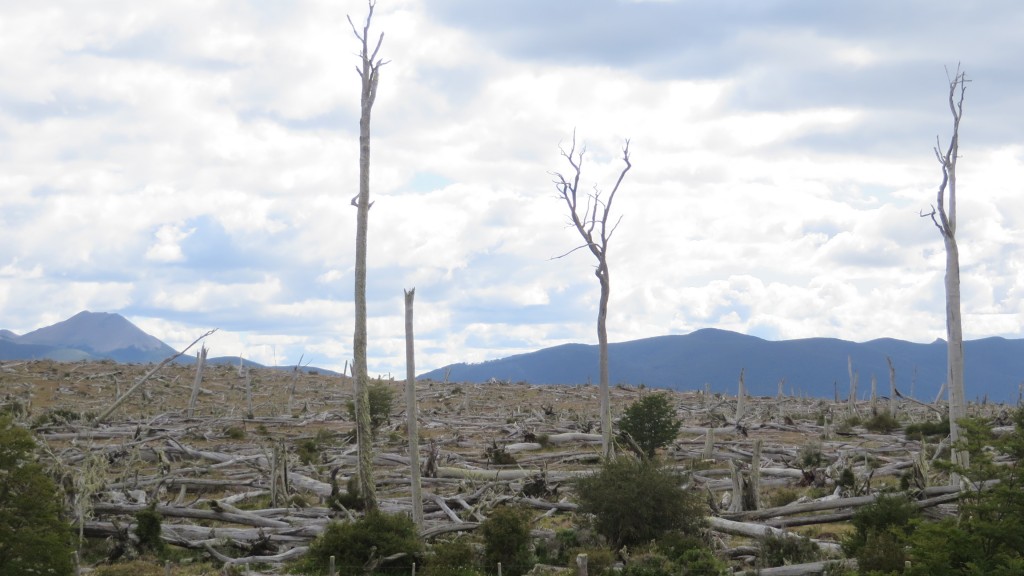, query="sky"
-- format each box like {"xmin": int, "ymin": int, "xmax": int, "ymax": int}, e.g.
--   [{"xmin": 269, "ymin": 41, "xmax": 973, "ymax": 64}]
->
[{"xmin": 2, "ymin": 1, "xmax": 1023, "ymax": 378}]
